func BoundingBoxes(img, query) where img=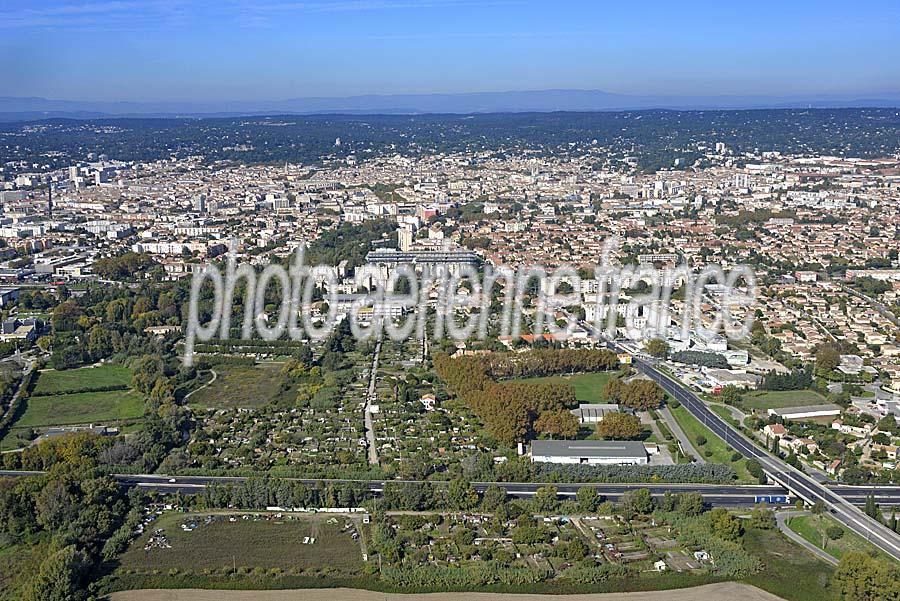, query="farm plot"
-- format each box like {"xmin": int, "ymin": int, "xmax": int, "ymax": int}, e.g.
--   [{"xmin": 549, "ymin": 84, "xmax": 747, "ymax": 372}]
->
[{"xmin": 116, "ymin": 512, "xmax": 364, "ymax": 574}]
